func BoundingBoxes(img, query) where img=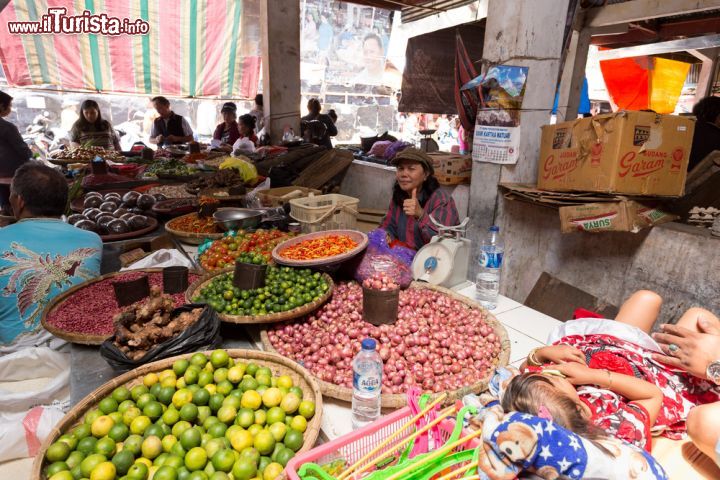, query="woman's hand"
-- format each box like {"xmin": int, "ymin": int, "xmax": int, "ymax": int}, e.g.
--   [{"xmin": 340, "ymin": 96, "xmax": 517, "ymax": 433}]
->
[
  {"xmin": 403, "ymin": 188, "xmax": 423, "ymax": 219},
  {"xmin": 652, "ymin": 318, "xmax": 720, "ymax": 379},
  {"xmin": 537, "ymin": 345, "xmax": 586, "ymax": 365},
  {"xmin": 552, "ymin": 363, "xmax": 601, "ymax": 386}
]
